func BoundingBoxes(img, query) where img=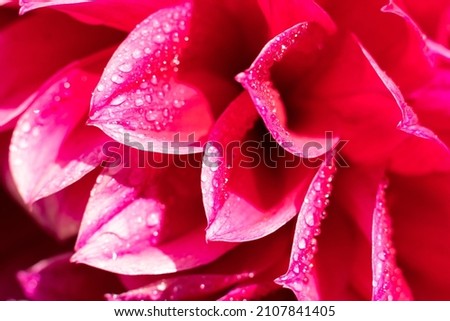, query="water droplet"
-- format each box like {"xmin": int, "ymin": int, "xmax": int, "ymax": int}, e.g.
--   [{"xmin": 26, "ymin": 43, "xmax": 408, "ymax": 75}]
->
[
  {"xmin": 156, "ymin": 282, "xmax": 167, "ymax": 291},
  {"xmin": 152, "ymin": 20, "xmax": 161, "ymax": 28},
  {"xmin": 150, "ymin": 75, "xmax": 158, "ymax": 85},
  {"xmin": 111, "ymin": 74, "xmax": 124, "ymax": 84},
  {"xmin": 173, "ymin": 99, "xmax": 184, "ymax": 108},
  {"xmin": 97, "ymin": 84, "xmax": 105, "ymax": 92},
  {"xmin": 118, "ymin": 63, "xmax": 132, "ymax": 73},
  {"xmin": 21, "ymin": 121, "xmax": 31, "ymax": 133},
  {"xmin": 199, "ymin": 284, "xmax": 206, "ymax": 290},
  {"xmin": 153, "ymin": 33, "xmax": 165, "ymax": 44},
  {"xmin": 145, "ymin": 109, "xmax": 157, "ymax": 122},
  {"xmin": 132, "ymin": 49, "xmax": 142, "ymax": 59},
  {"xmin": 111, "ymin": 252, "xmax": 118, "ymax": 260},
  {"xmin": 298, "ymin": 238, "xmax": 306, "ymax": 249},
  {"xmin": 378, "ymin": 251, "xmax": 387, "ymax": 261},
  {"xmin": 110, "ymin": 95, "xmax": 126, "ymax": 106},
  {"xmin": 162, "ymin": 108, "xmax": 169, "ymax": 117},
  {"xmin": 162, "ymin": 22, "xmax": 172, "ymax": 33},
  {"xmin": 63, "ymin": 82, "xmax": 71, "ymax": 89},
  {"xmin": 144, "ymin": 95, "xmax": 152, "ymax": 103},
  {"xmin": 135, "ymin": 98, "xmax": 144, "ymax": 107},
  {"xmin": 305, "ymin": 213, "xmax": 315, "ymax": 227},
  {"xmin": 146, "ymin": 213, "xmax": 159, "ymax": 226}
]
